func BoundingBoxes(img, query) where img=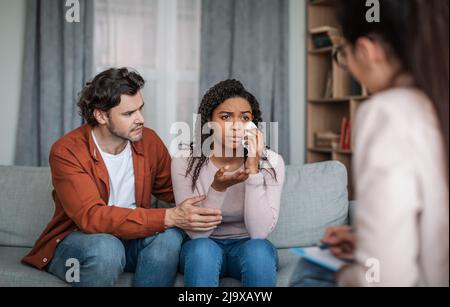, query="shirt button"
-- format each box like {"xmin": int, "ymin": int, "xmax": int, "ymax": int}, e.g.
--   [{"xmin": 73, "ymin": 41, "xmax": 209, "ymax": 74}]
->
[
  {"xmin": 56, "ymin": 238, "xmax": 61, "ymax": 243},
  {"xmin": 43, "ymin": 258, "xmax": 48, "ymax": 263}
]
